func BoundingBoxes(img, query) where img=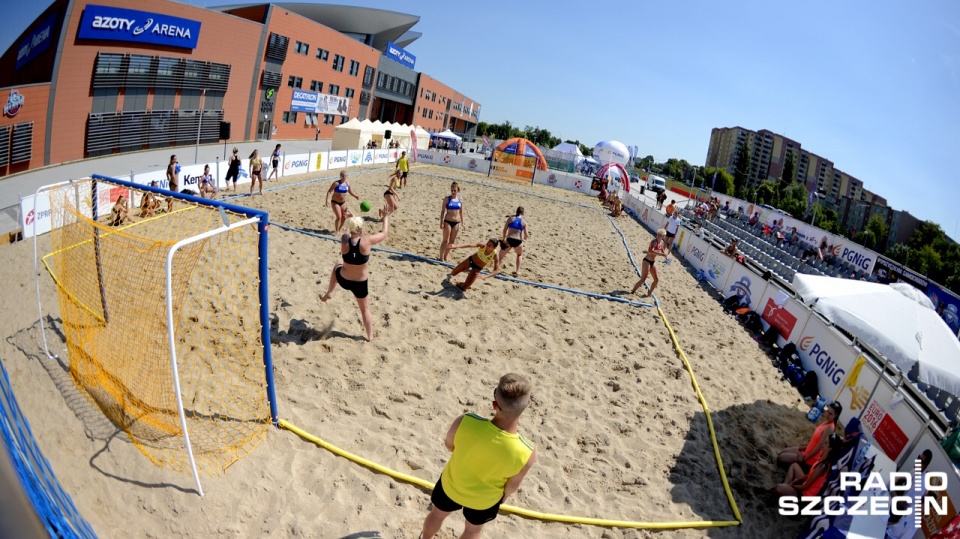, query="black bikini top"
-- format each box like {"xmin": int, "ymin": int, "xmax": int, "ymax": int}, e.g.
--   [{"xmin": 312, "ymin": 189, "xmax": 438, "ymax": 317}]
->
[{"xmin": 342, "ymin": 237, "xmax": 369, "ymax": 265}]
